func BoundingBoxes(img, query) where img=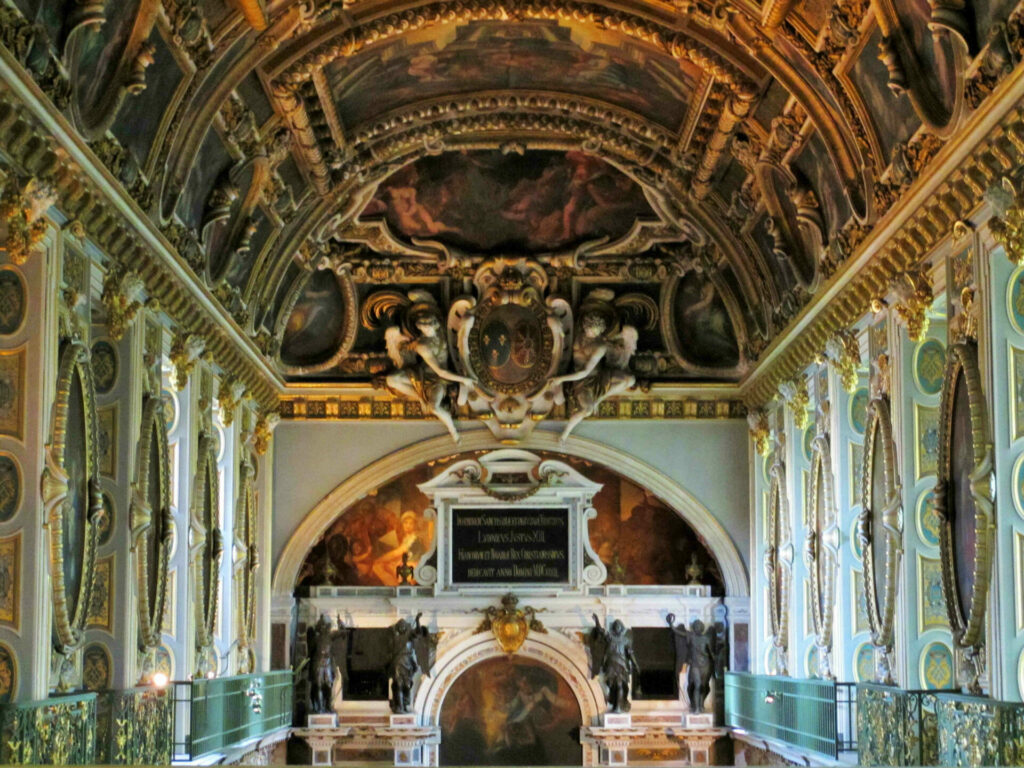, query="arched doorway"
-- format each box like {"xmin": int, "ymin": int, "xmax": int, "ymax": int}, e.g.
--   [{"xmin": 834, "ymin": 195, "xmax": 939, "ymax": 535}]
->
[{"xmin": 439, "ymin": 656, "xmax": 582, "ymax": 766}]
